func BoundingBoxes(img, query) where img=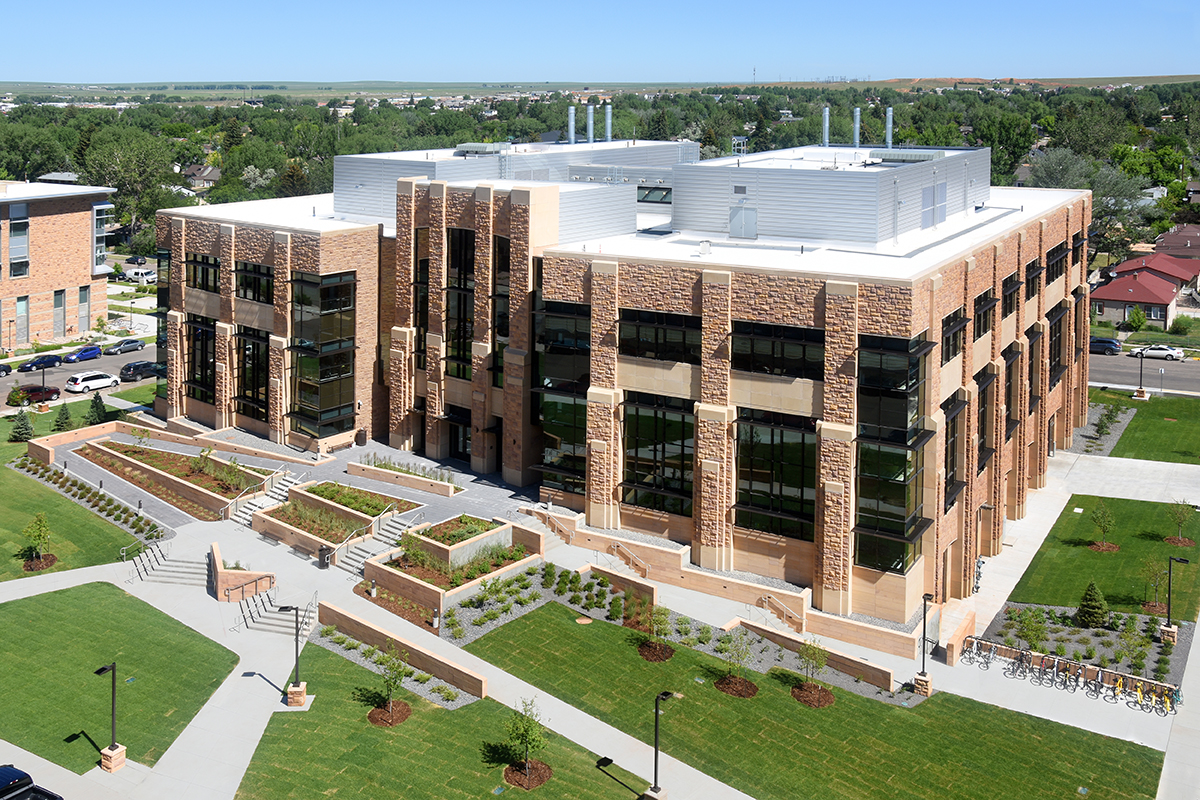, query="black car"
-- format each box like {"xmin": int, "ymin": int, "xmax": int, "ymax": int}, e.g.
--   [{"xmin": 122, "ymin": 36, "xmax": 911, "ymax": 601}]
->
[
  {"xmin": 0, "ymin": 363, "xmax": 10, "ymax": 378},
  {"xmin": 16, "ymin": 355, "xmax": 62, "ymax": 372},
  {"xmin": 1089, "ymin": 337, "xmax": 1122, "ymax": 356},
  {"xmin": 103, "ymin": 338, "xmax": 146, "ymax": 355},
  {"xmin": 0, "ymin": 764, "xmax": 64, "ymax": 800},
  {"xmin": 124, "ymin": 254, "xmax": 147, "ymax": 266},
  {"xmin": 119, "ymin": 361, "xmax": 166, "ymax": 381}
]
